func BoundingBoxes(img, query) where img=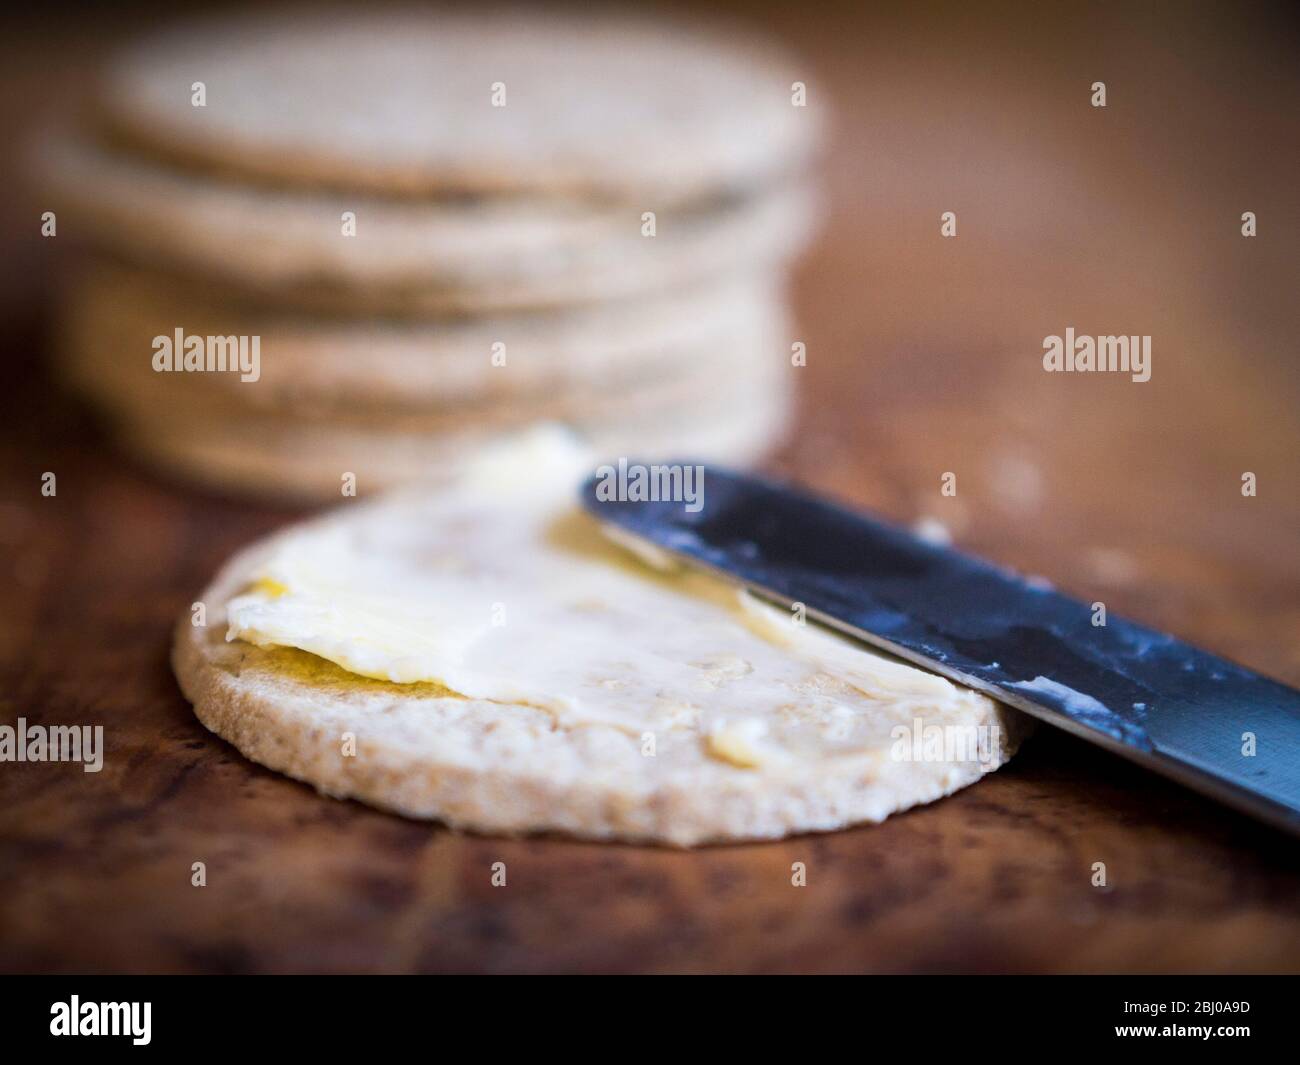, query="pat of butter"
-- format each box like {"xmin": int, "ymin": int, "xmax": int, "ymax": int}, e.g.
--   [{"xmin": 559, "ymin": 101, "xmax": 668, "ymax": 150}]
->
[{"xmin": 706, "ymin": 719, "xmax": 774, "ymax": 768}]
